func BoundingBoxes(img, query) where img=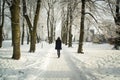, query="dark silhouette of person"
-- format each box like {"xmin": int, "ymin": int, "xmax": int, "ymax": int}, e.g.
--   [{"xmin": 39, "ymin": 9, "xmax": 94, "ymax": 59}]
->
[{"xmin": 55, "ymin": 37, "xmax": 62, "ymax": 58}]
